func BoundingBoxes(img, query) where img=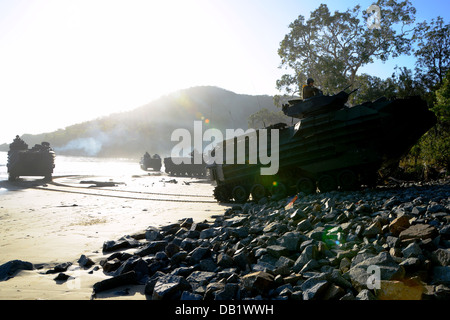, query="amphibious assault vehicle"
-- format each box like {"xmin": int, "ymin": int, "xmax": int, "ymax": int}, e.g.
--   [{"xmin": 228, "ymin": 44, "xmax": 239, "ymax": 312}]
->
[
  {"xmin": 7, "ymin": 136, "xmax": 55, "ymax": 181},
  {"xmin": 140, "ymin": 152, "xmax": 162, "ymax": 171},
  {"xmin": 208, "ymin": 88, "xmax": 437, "ymax": 203},
  {"xmin": 164, "ymin": 156, "xmax": 207, "ymax": 177}
]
